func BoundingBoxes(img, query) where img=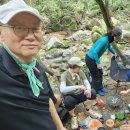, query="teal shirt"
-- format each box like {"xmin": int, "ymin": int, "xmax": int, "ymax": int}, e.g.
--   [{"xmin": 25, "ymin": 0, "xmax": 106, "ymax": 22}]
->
[{"xmin": 87, "ymin": 36, "xmax": 115, "ymax": 64}]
